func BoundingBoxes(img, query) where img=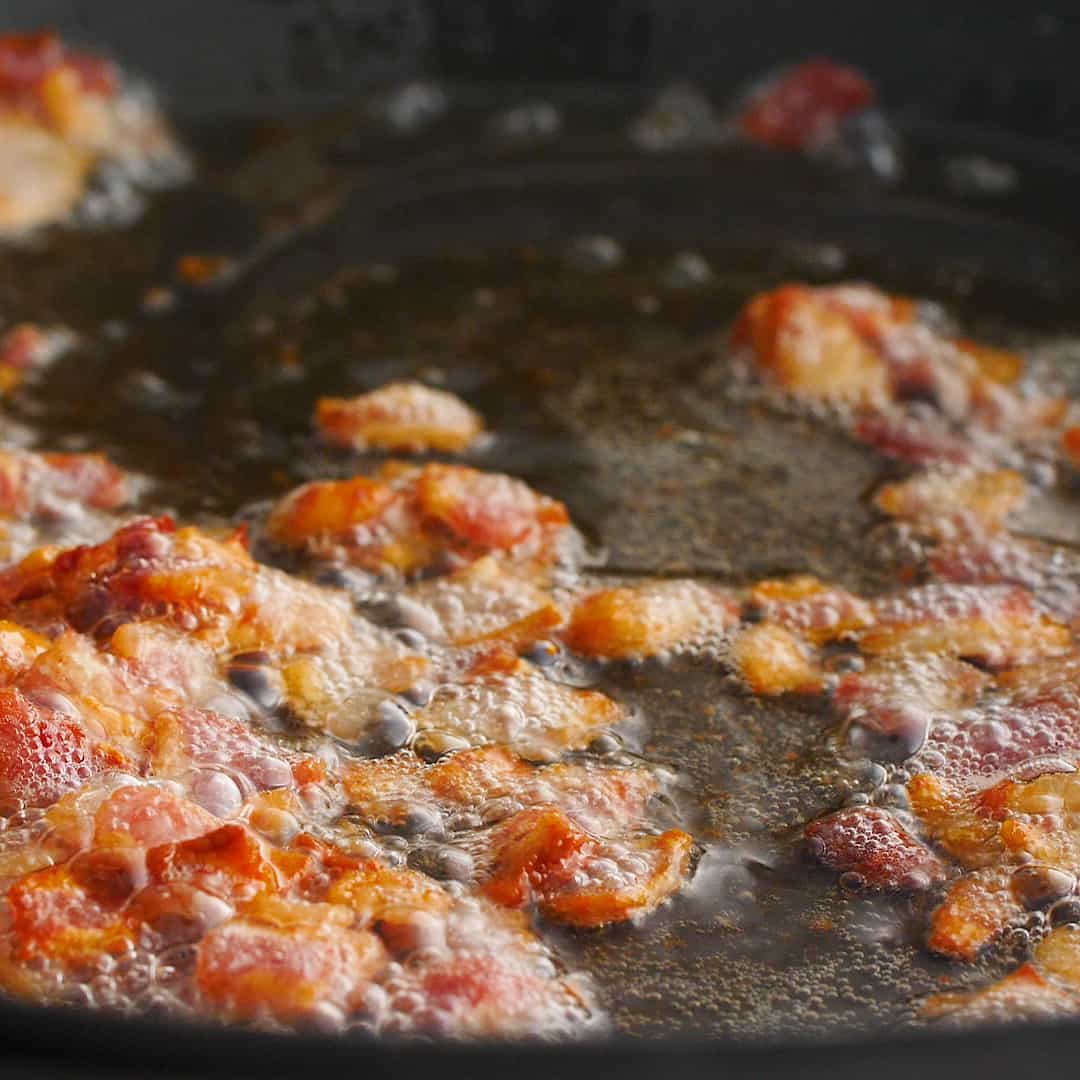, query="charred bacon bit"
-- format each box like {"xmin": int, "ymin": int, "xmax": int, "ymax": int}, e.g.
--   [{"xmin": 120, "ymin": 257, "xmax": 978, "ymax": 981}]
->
[
  {"xmin": 749, "ymin": 575, "xmax": 873, "ymax": 645},
  {"xmin": 563, "ymin": 579, "xmax": 737, "ymax": 660},
  {"xmin": 196, "ymin": 909, "xmax": 387, "ymax": 1024},
  {"xmin": 730, "ymin": 622, "xmax": 821, "ymax": 695},
  {"xmin": 923, "ymin": 963, "xmax": 1080, "ymax": 1025},
  {"xmin": 730, "ymin": 284, "xmax": 892, "ymax": 407},
  {"xmin": 739, "ymin": 59, "xmax": 874, "ymax": 152},
  {"xmin": 859, "ymin": 584, "xmax": 1072, "ymax": 669},
  {"xmin": 873, "ymin": 468, "xmax": 1026, "ymax": 532},
  {"xmin": 804, "ymin": 806, "xmax": 946, "ymax": 891},
  {"xmin": 317, "ymin": 381, "xmax": 485, "ymax": 454}
]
